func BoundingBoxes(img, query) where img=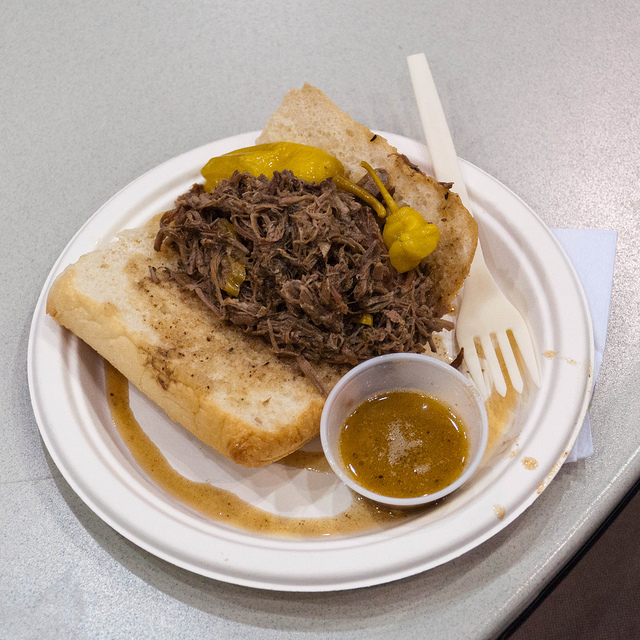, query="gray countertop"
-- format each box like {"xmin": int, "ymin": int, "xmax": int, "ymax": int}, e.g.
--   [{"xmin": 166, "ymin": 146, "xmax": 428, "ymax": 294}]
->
[{"xmin": 2, "ymin": 1, "xmax": 639, "ymax": 638}]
